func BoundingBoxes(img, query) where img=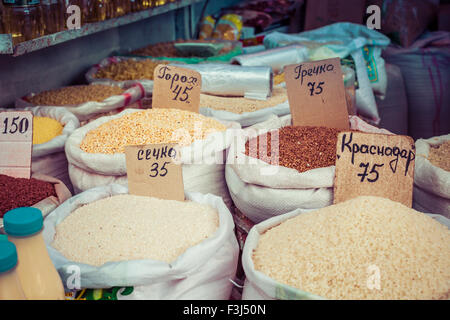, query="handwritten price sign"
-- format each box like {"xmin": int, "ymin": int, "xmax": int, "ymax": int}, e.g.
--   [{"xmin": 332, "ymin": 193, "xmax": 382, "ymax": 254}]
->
[
  {"xmin": 334, "ymin": 131, "xmax": 415, "ymax": 207},
  {"xmin": 125, "ymin": 143, "xmax": 184, "ymax": 201},
  {"xmin": 284, "ymin": 57, "xmax": 349, "ymax": 130},
  {"xmin": 0, "ymin": 111, "xmax": 33, "ymax": 179},
  {"xmin": 152, "ymin": 65, "xmax": 202, "ymax": 113}
]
